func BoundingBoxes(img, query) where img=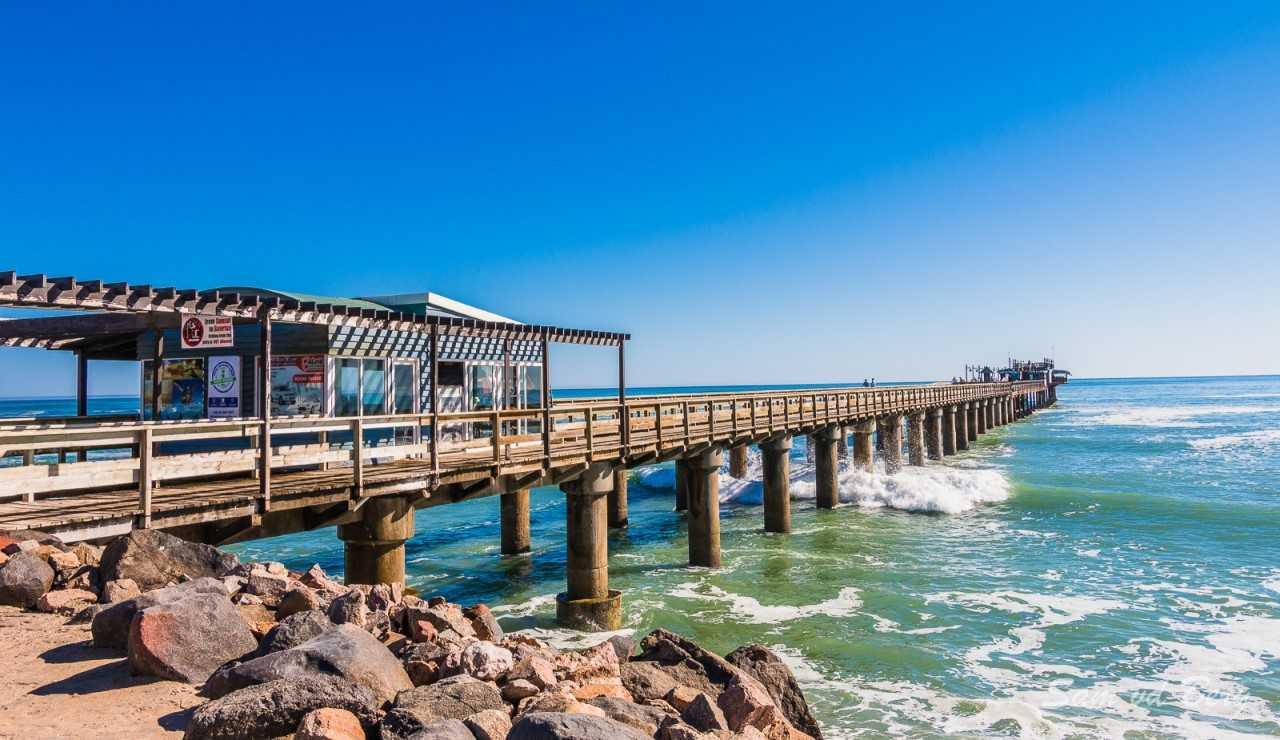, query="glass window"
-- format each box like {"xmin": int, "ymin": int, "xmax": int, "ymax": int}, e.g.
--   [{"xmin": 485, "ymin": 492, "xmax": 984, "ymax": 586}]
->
[
  {"xmin": 336, "ymin": 358, "xmax": 360, "ymax": 417},
  {"xmin": 362, "ymin": 359, "xmax": 386, "ymax": 415},
  {"xmin": 392, "ymin": 362, "xmax": 415, "ymax": 414},
  {"xmin": 470, "ymin": 365, "xmax": 496, "ymax": 411},
  {"xmin": 523, "ymin": 366, "xmax": 542, "ymax": 409}
]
